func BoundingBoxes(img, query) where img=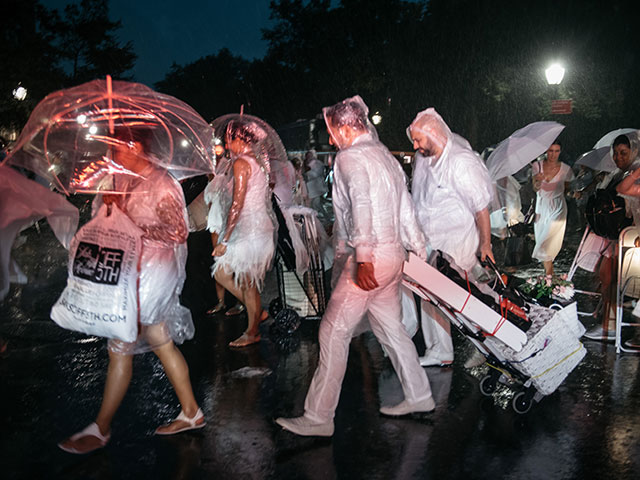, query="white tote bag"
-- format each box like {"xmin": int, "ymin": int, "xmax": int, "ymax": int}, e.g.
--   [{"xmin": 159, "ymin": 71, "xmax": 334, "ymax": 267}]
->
[{"xmin": 51, "ymin": 204, "xmax": 143, "ymax": 342}]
